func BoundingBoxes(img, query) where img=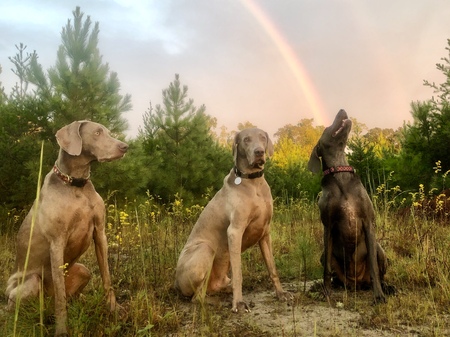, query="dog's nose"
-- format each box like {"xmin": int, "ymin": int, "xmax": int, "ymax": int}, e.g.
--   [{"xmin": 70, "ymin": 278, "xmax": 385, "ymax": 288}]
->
[
  {"xmin": 254, "ymin": 148, "xmax": 264, "ymax": 157},
  {"xmin": 119, "ymin": 142, "xmax": 129, "ymax": 153}
]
